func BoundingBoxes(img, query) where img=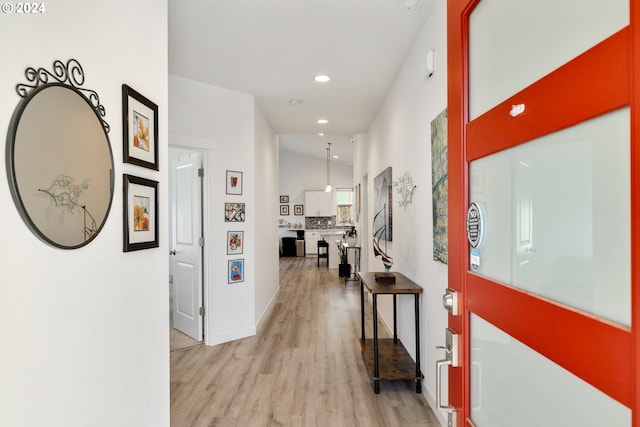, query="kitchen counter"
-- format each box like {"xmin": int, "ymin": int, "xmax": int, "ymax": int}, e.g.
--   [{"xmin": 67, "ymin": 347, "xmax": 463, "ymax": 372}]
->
[
  {"xmin": 320, "ymin": 231, "xmax": 343, "ymax": 269},
  {"xmin": 305, "ymin": 227, "xmax": 357, "ymax": 268}
]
